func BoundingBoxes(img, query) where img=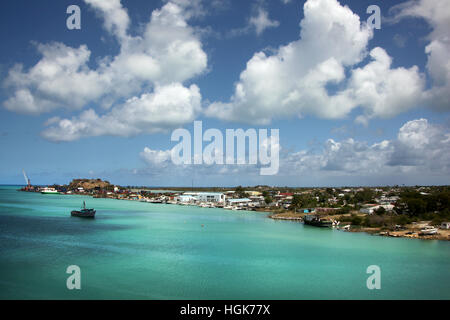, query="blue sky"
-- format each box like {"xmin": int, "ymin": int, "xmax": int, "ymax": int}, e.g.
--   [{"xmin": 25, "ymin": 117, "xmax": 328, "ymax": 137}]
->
[{"xmin": 0, "ymin": 0, "xmax": 449, "ymax": 187}]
